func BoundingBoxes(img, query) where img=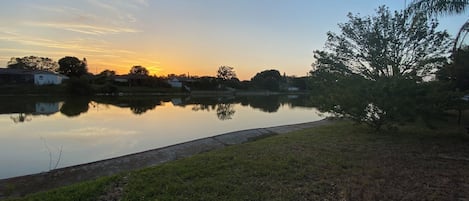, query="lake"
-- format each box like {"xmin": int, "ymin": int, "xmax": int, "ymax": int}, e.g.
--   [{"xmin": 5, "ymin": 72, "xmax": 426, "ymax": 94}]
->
[{"xmin": 0, "ymin": 95, "xmax": 324, "ymax": 179}]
